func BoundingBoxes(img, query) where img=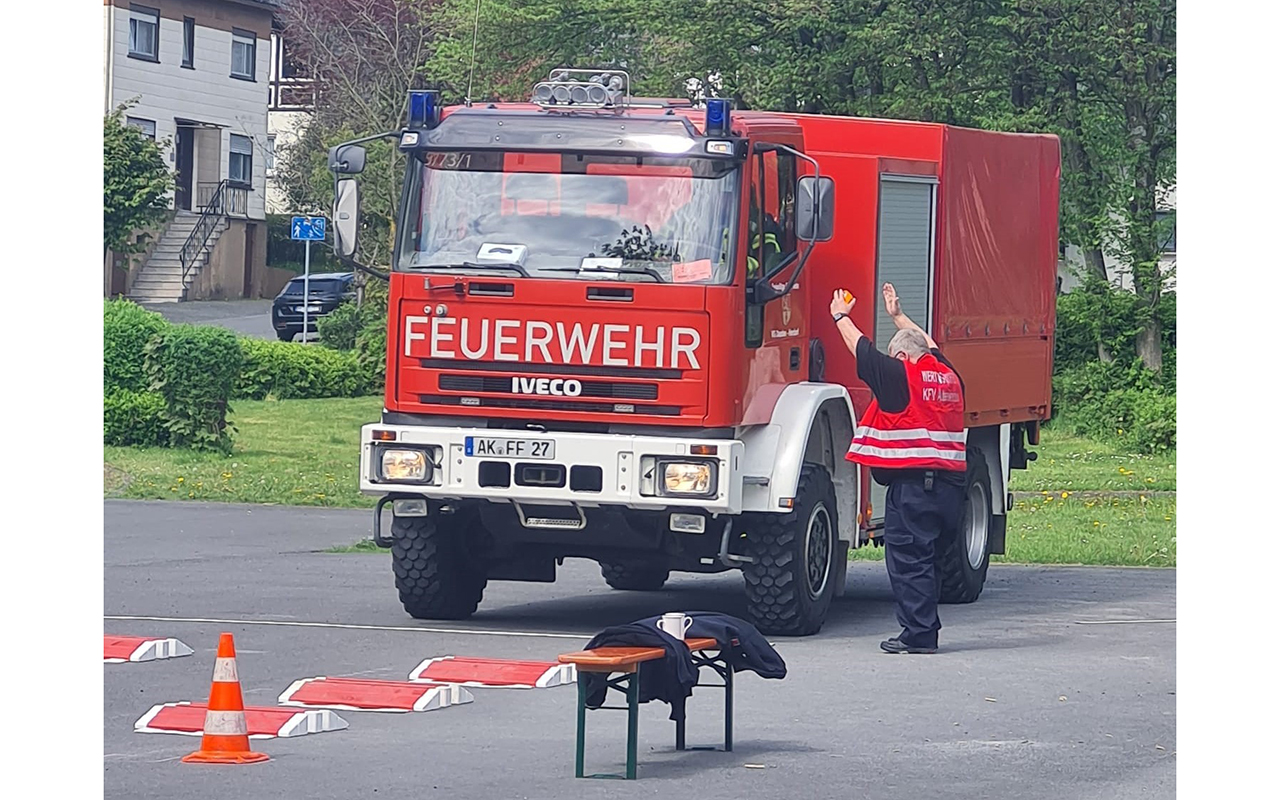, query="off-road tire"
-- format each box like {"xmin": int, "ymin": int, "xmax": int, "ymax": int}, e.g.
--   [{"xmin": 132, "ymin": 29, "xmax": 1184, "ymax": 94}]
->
[
  {"xmin": 600, "ymin": 561, "xmax": 670, "ymax": 591},
  {"xmin": 742, "ymin": 463, "xmax": 840, "ymax": 636},
  {"xmin": 939, "ymin": 447, "xmax": 992, "ymax": 604},
  {"xmin": 389, "ymin": 514, "xmax": 487, "ymax": 620}
]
